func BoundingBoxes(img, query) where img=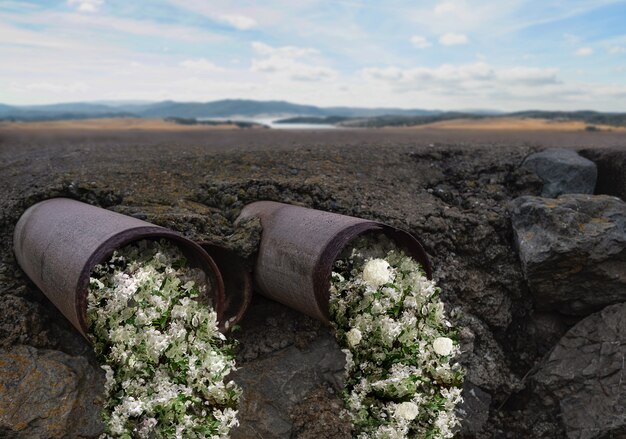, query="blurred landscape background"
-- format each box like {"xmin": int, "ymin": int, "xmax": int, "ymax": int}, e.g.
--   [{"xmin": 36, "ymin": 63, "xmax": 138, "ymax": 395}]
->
[{"xmin": 2, "ymin": 1, "xmax": 626, "ymax": 439}]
